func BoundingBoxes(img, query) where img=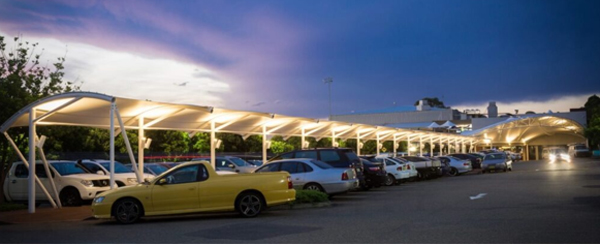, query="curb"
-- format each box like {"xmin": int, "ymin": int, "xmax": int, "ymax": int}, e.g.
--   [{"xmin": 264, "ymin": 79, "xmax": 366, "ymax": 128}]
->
[{"xmin": 271, "ymin": 201, "xmax": 331, "ymax": 210}]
